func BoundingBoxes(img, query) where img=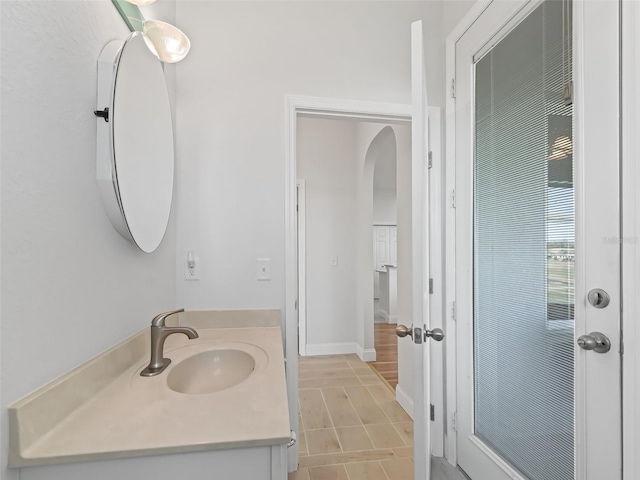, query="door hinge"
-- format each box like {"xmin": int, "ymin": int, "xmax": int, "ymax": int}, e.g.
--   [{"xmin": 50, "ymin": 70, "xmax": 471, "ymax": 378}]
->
[
  {"xmin": 451, "ymin": 78, "xmax": 456, "ymax": 99},
  {"xmin": 430, "ymin": 404, "xmax": 435, "ymax": 421},
  {"xmin": 429, "ymin": 278, "xmax": 434, "ymax": 294},
  {"xmin": 427, "ymin": 151, "xmax": 433, "ymax": 169},
  {"xmin": 450, "ymin": 190, "xmax": 456, "ymax": 208},
  {"xmin": 451, "ymin": 301, "xmax": 457, "ymax": 321},
  {"xmin": 452, "ymin": 412, "xmax": 457, "ymax": 431}
]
